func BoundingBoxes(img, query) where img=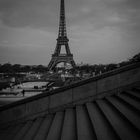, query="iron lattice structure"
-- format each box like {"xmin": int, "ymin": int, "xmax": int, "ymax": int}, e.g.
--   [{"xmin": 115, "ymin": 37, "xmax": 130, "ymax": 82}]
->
[{"xmin": 48, "ymin": 0, "xmax": 76, "ymax": 70}]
